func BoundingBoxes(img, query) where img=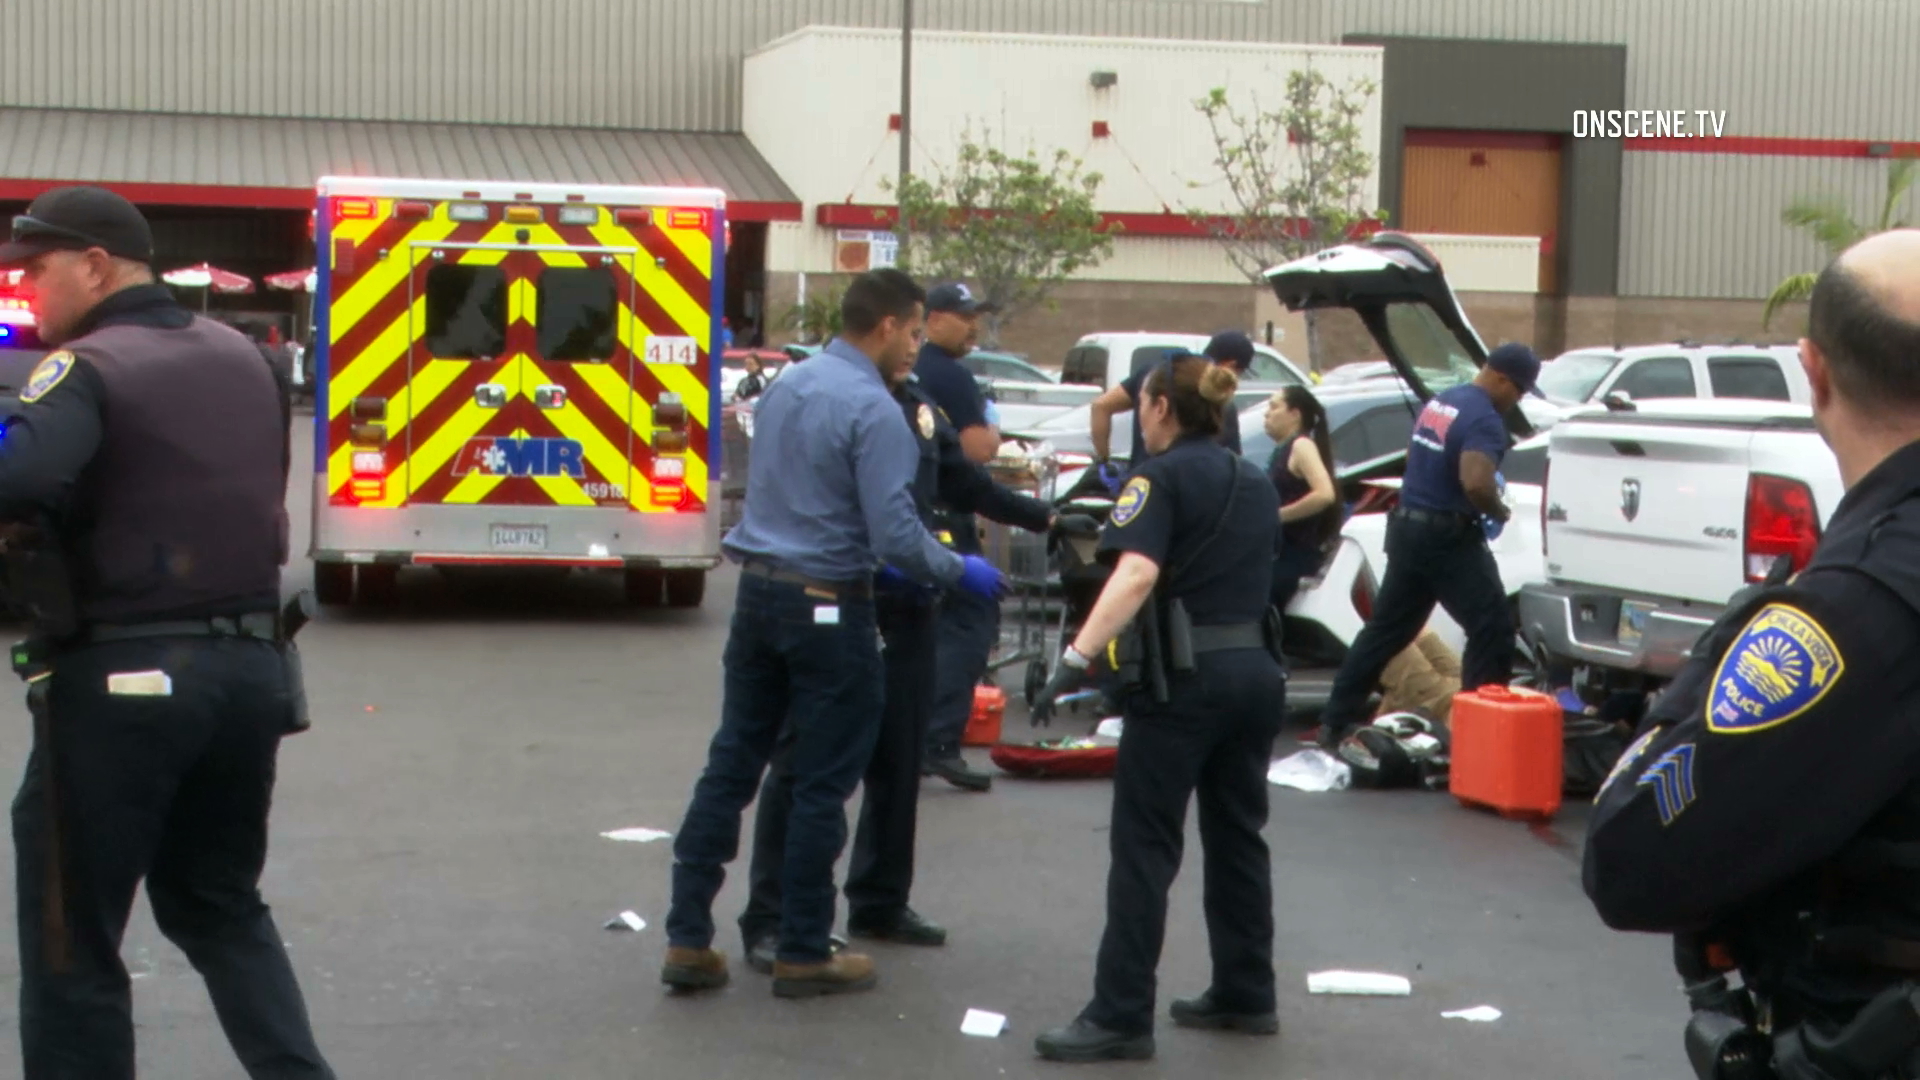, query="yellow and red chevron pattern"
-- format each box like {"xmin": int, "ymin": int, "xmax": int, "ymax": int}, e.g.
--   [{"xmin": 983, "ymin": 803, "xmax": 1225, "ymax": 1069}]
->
[{"xmin": 321, "ymin": 199, "xmax": 715, "ymax": 513}]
